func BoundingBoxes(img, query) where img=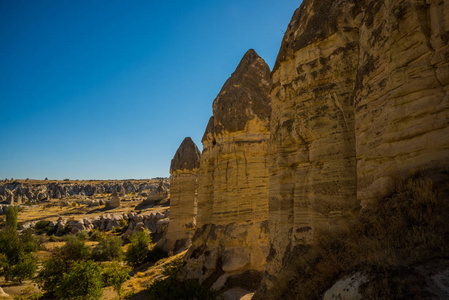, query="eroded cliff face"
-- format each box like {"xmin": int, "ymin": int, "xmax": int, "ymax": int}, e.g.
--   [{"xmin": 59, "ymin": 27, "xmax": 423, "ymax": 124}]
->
[
  {"xmin": 259, "ymin": 0, "xmax": 449, "ymax": 296},
  {"xmin": 181, "ymin": 49, "xmax": 272, "ymax": 288},
  {"xmin": 164, "ymin": 137, "xmax": 201, "ymax": 252}
]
